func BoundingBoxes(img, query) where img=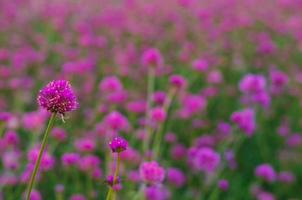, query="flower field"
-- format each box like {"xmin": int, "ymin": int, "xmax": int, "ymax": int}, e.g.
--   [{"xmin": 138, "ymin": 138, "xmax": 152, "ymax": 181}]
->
[{"xmin": 1, "ymin": 0, "xmax": 302, "ymax": 199}]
